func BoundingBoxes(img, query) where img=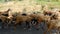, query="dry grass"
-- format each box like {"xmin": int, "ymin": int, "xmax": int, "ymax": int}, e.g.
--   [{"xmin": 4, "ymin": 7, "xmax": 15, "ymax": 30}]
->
[
  {"xmin": 0, "ymin": 0, "xmax": 60, "ymax": 14},
  {"xmin": 0, "ymin": 1, "xmax": 42, "ymax": 14}
]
